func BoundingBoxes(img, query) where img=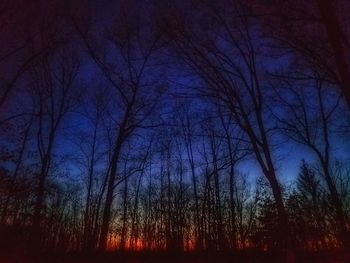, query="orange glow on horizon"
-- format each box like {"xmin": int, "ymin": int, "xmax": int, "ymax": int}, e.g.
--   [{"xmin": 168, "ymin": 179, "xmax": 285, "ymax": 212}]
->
[{"xmin": 105, "ymin": 233, "xmax": 341, "ymax": 252}]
